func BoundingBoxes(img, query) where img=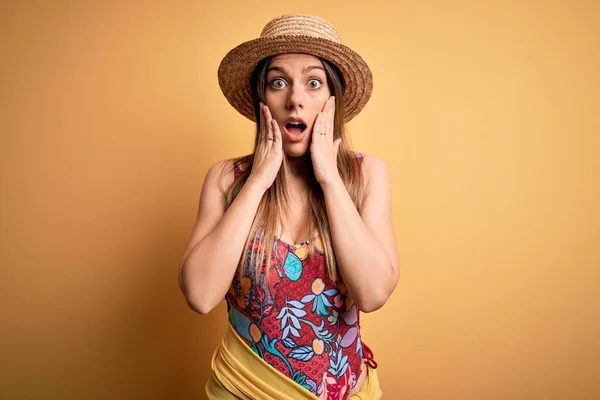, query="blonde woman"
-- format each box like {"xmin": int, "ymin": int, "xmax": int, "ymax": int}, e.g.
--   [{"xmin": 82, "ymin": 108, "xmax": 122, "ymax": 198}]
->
[{"xmin": 179, "ymin": 14, "xmax": 399, "ymax": 400}]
